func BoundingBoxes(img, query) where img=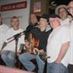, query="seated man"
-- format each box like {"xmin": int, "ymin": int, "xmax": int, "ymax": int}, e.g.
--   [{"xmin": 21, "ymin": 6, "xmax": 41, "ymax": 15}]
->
[{"xmin": 1, "ymin": 16, "xmax": 25, "ymax": 67}]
